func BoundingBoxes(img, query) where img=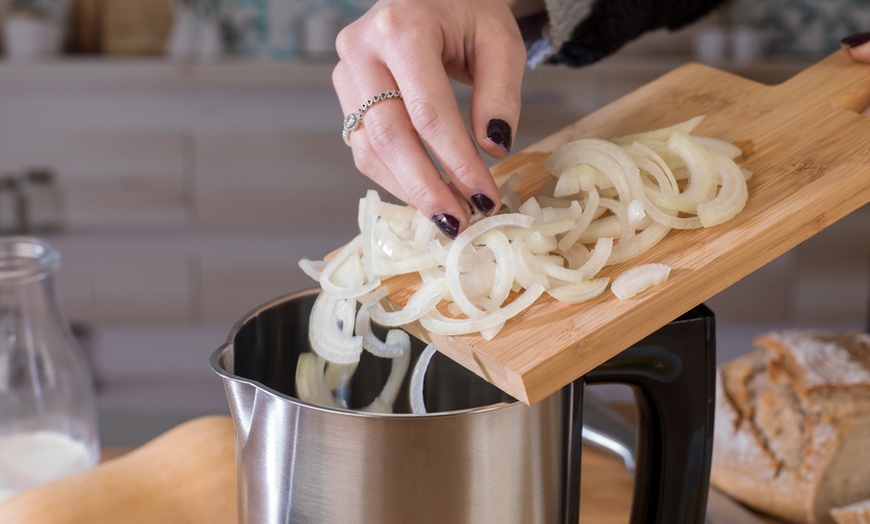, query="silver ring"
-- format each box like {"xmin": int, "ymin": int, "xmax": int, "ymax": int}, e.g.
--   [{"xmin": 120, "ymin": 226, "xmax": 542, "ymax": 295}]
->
[{"xmin": 342, "ymin": 90, "xmax": 402, "ymax": 146}]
